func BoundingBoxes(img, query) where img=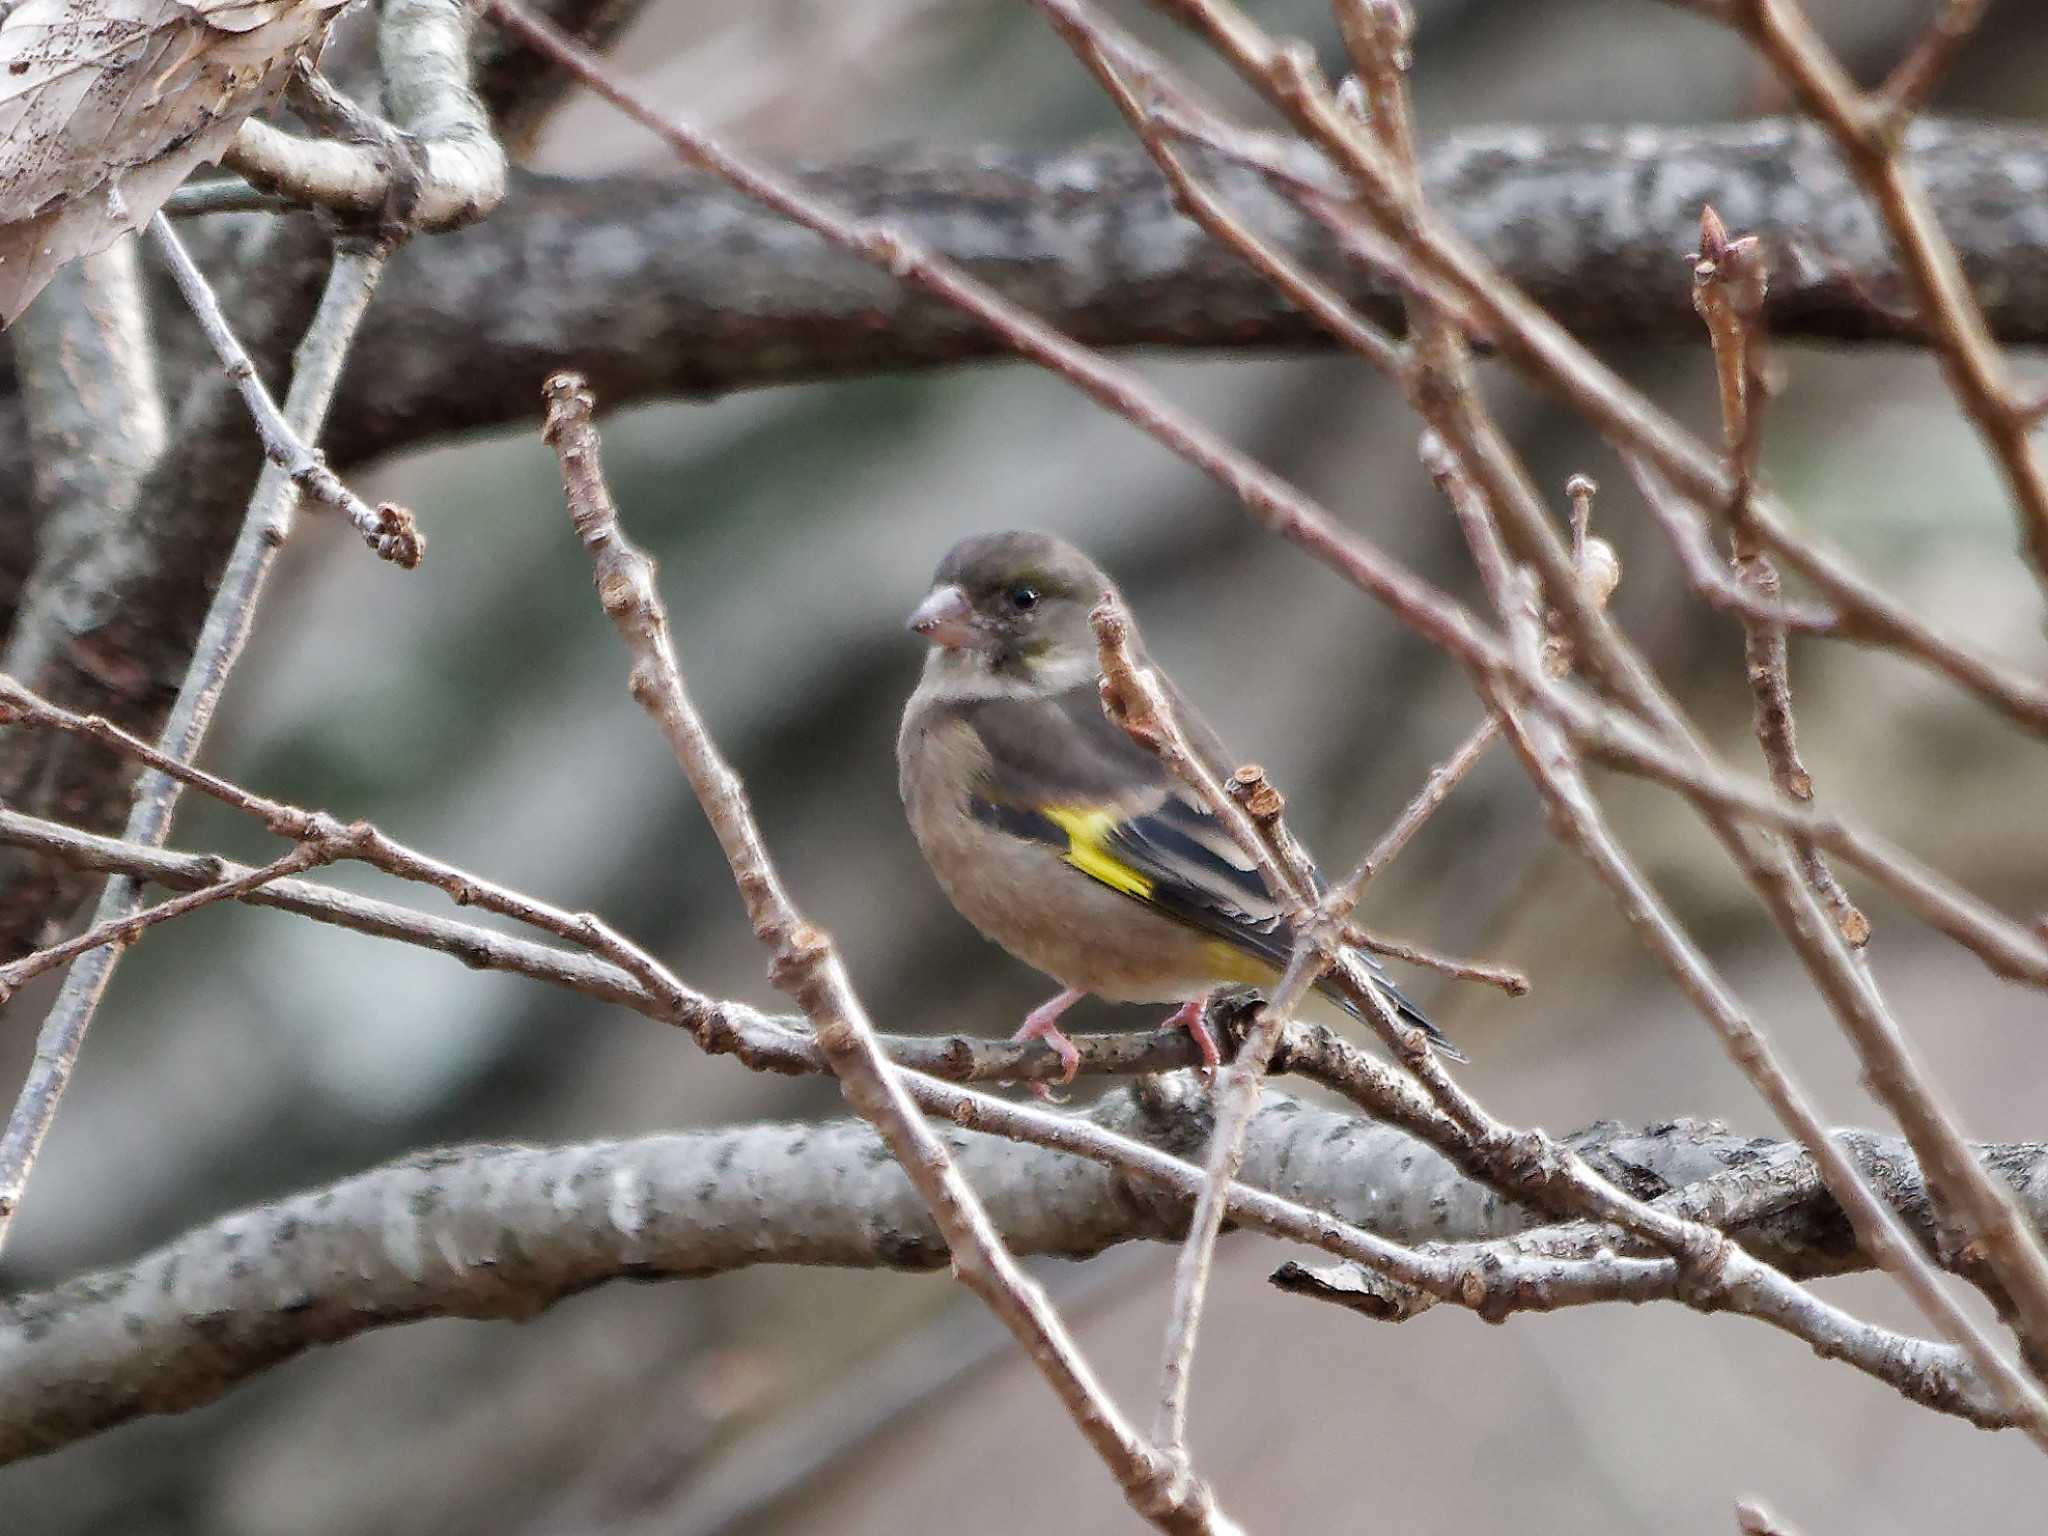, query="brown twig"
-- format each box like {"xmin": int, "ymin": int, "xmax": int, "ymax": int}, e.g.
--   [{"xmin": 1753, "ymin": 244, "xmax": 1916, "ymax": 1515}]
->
[
  {"xmin": 1042, "ymin": 11, "xmax": 1405, "ymax": 381},
  {"xmin": 146, "ymin": 216, "xmax": 422, "ymax": 567},
  {"xmin": 1341, "ymin": 924, "xmax": 1527, "ymax": 996},
  {"xmin": 476, "ymin": 0, "xmax": 2048, "ymax": 982},
  {"xmin": 1120, "ymin": 0, "xmax": 2048, "ymax": 736},
  {"xmin": 1871, "ymin": 0, "xmax": 1992, "ymax": 141},
  {"xmin": 1093, "ymin": 601, "xmax": 1306, "ymax": 908},
  {"xmin": 1693, "ymin": 204, "xmax": 1870, "ymax": 949},
  {"xmin": 542, "ymin": 374, "xmax": 1227, "ymax": 1532},
  {"xmin": 0, "ymin": 705, "xmax": 2025, "ymax": 1437},
  {"xmin": 1625, "ymin": 453, "xmax": 1841, "ymax": 632},
  {"xmin": 1333, "ymin": 714, "xmax": 1500, "ymax": 909},
  {"xmin": 481, "ymin": 0, "xmax": 2048, "ymax": 1425},
  {"xmin": 10, "ymin": 1082, "xmax": 2040, "ymax": 1462},
  {"xmin": 1126, "ymin": 2, "xmax": 2048, "ymax": 1400},
  {"xmin": 0, "ymin": 804, "xmax": 1199, "ymax": 1086}
]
